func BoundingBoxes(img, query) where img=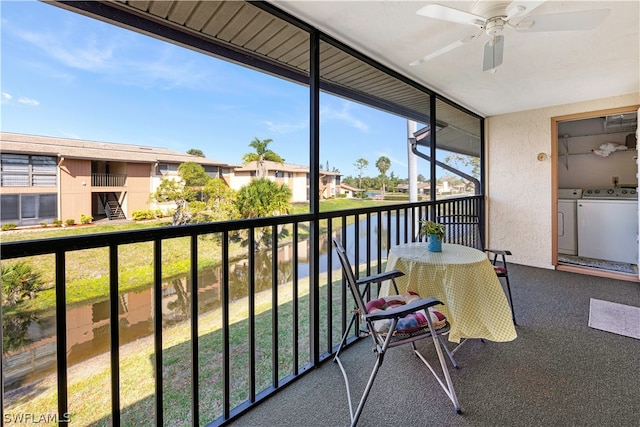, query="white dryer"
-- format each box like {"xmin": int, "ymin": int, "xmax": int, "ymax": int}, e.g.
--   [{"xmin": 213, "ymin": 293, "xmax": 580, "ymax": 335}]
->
[{"xmin": 558, "ymin": 189, "xmax": 582, "ymax": 255}]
